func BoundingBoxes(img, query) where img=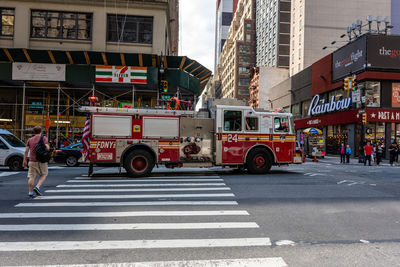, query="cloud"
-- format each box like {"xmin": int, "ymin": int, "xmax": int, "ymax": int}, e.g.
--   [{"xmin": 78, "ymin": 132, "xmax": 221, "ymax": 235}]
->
[{"xmin": 179, "ymin": 0, "xmax": 215, "ymax": 72}]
